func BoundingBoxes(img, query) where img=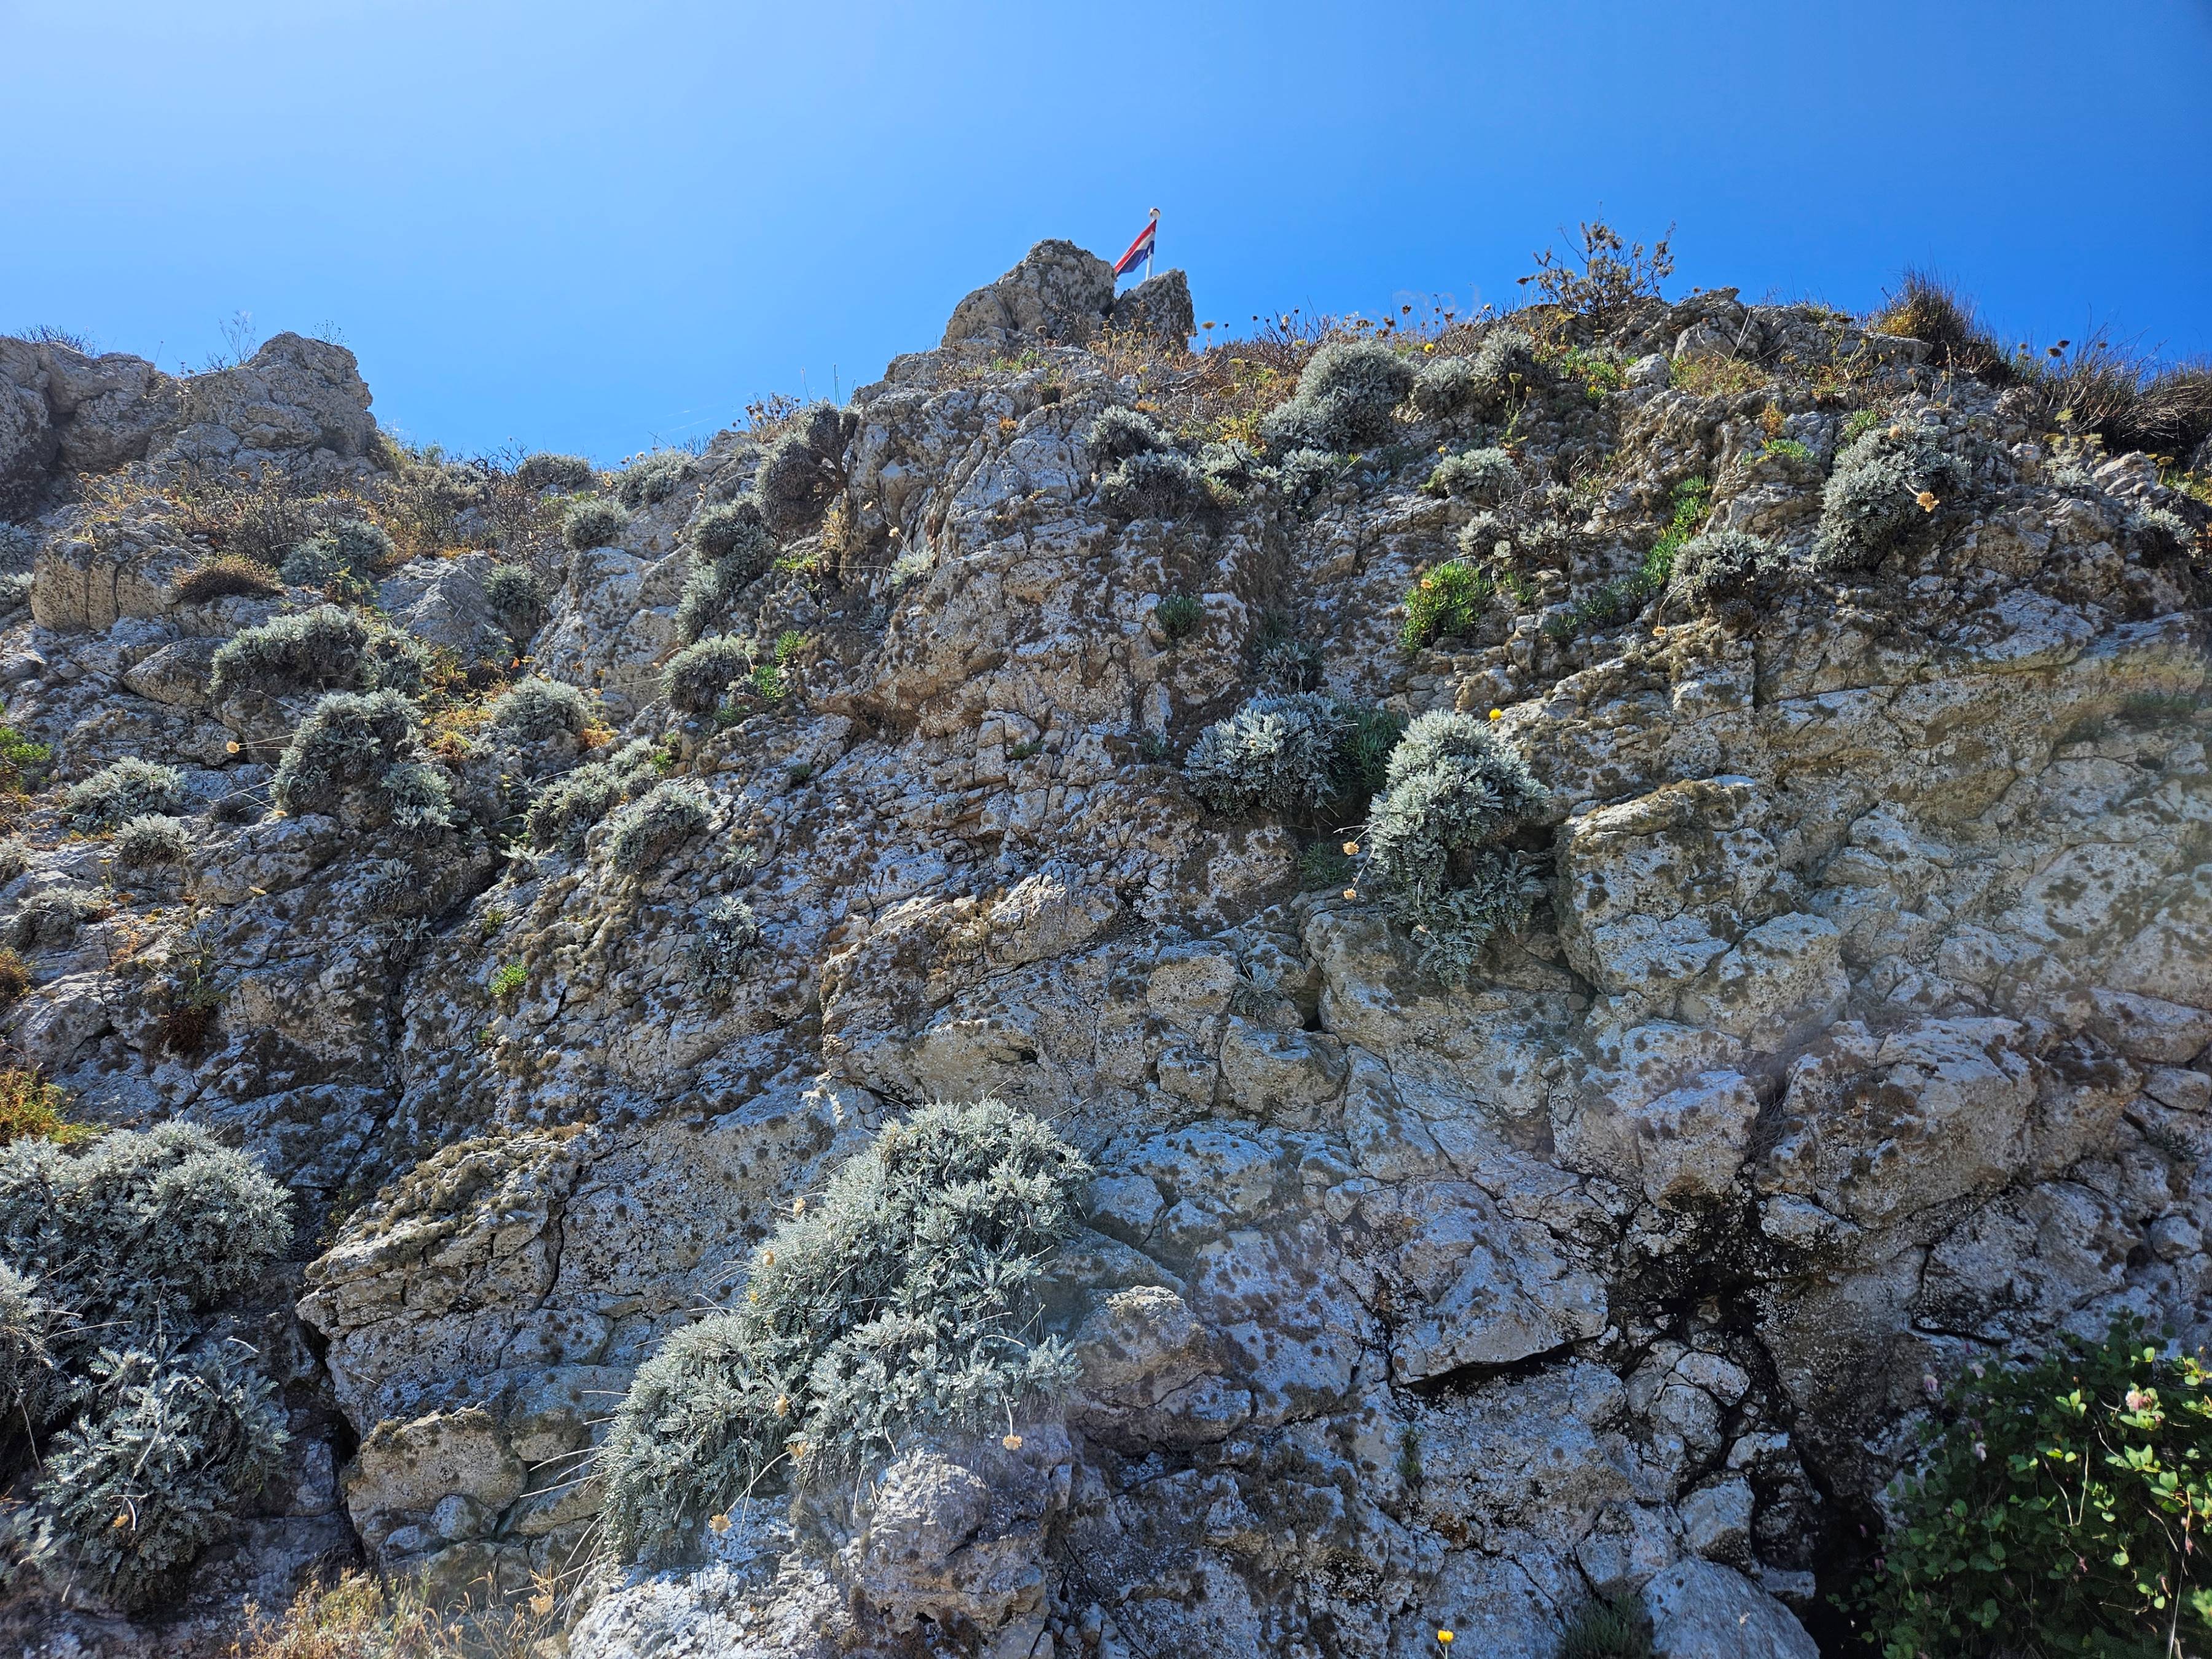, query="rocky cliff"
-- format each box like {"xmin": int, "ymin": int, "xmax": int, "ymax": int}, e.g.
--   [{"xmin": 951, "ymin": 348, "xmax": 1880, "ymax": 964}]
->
[{"xmin": 0, "ymin": 236, "xmax": 2209, "ymax": 1657}]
